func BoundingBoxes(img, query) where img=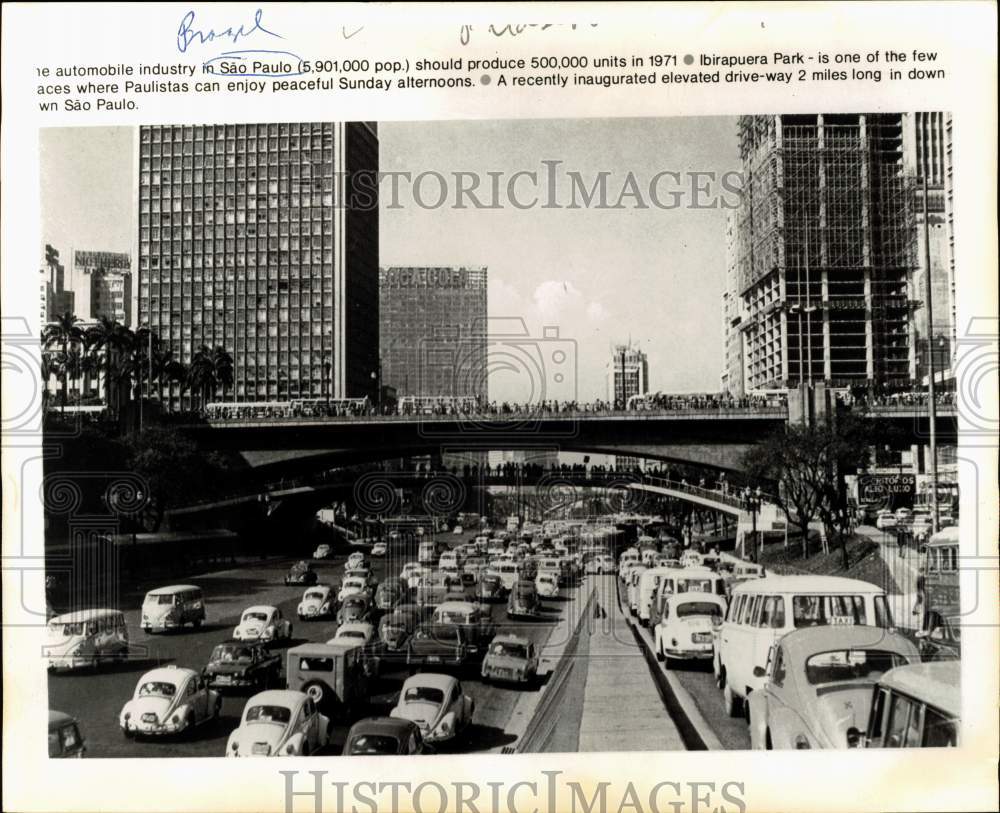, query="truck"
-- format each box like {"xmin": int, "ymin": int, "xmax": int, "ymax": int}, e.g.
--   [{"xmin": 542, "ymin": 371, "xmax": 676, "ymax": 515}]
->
[{"xmin": 285, "ymin": 641, "xmax": 370, "ymax": 720}]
